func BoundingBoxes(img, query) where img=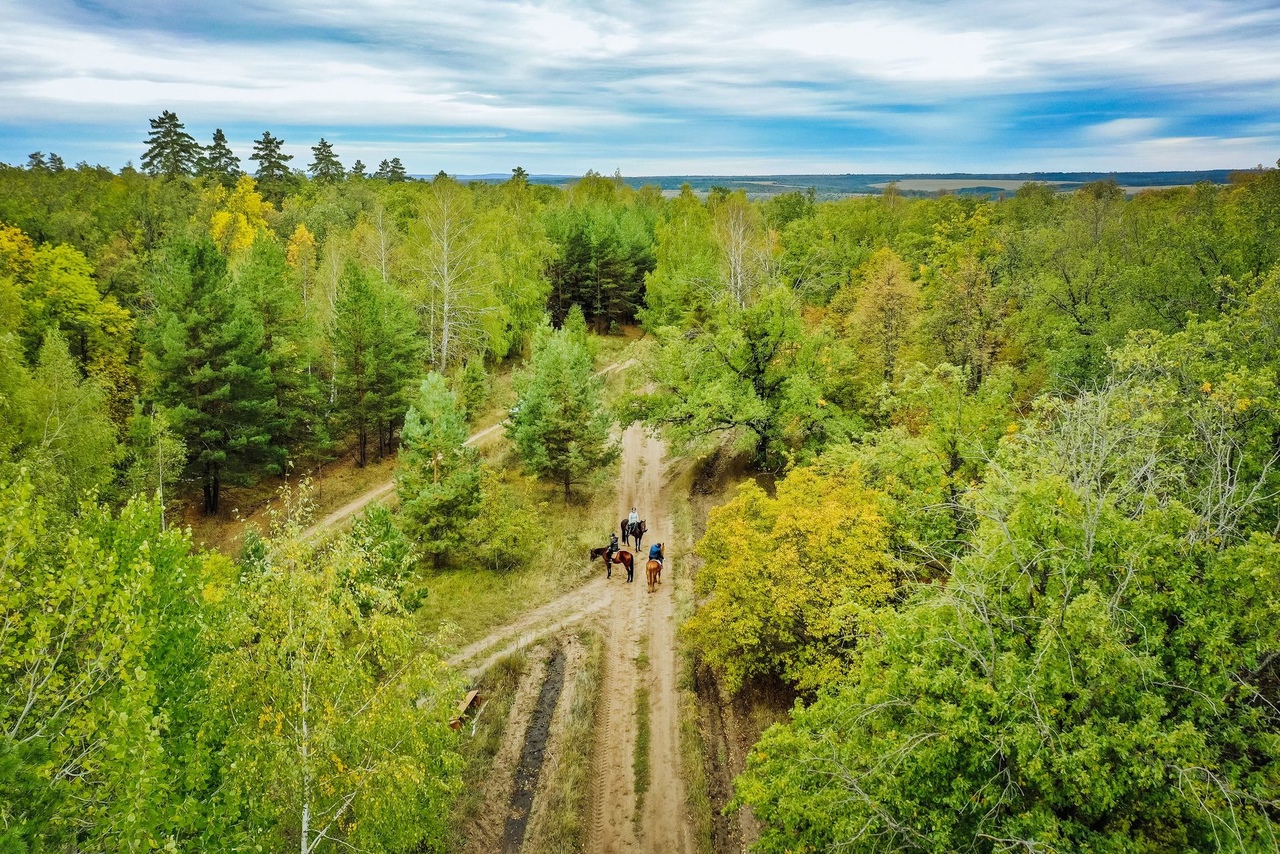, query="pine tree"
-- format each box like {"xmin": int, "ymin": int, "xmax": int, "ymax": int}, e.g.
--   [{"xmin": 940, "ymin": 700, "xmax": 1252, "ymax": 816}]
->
[
  {"xmin": 235, "ymin": 239, "xmax": 323, "ymax": 456},
  {"xmin": 25, "ymin": 152, "xmax": 46, "ymax": 170},
  {"xmin": 141, "ymin": 110, "xmax": 201, "ymax": 178},
  {"xmin": 145, "ymin": 237, "xmax": 284, "ymax": 513},
  {"xmin": 308, "ymin": 137, "xmax": 344, "ymax": 183},
  {"xmin": 331, "ymin": 263, "xmax": 420, "ymax": 467},
  {"xmin": 350, "ymin": 159, "xmax": 367, "ymax": 179},
  {"xmin": 396, "ymin": 373, "xmax": 481, "ymax": 560},
  {"xmin": 46, "ymin": 153, "xmax": 65, "ymax": 173},
  {"xmin": 199, "ymin": 128, "xmax": 242, "ymax": 186},
  {"xmin": 249, "ymin": 131, "xmax": 293, "ymax": 182},
  {"xmin": 373, "ymin": 158, "xmax": 407, "ymax": 182},
  {"xmin": 507, "ymin": 324, "xmax": 618, "ymax": 498}
]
